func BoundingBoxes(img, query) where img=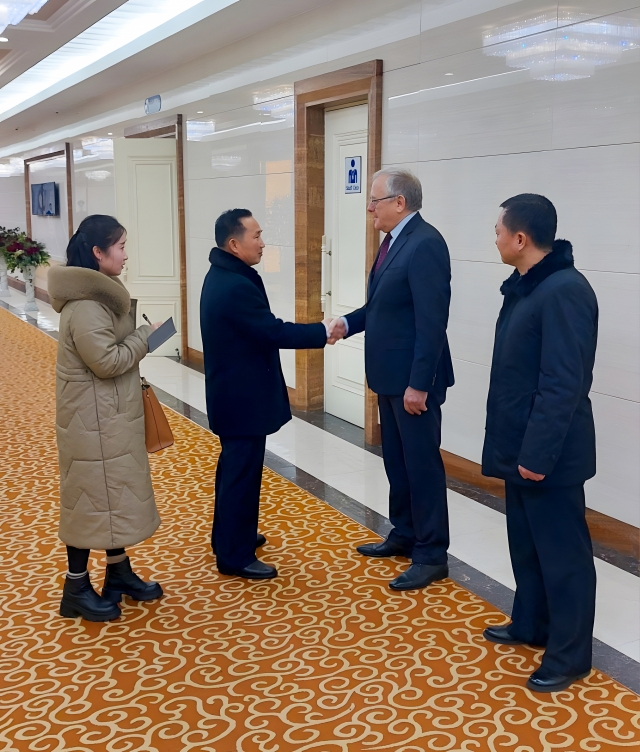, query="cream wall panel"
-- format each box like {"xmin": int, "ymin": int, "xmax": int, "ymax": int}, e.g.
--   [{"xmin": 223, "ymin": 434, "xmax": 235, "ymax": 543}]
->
[
  {"xmin": 280, "ymin": 349, "xmax": 296, "ymax": 388},
  {"xmin": 418, "ymin": 154, "xmax": 551, "ymax": 264},
  {"xmin": 441, "ymin": 358, "xmax": 491, "ymax": 465},
  {"xmin": 448, "ymin": 260, "xmax": 506, "ymax": 368},
  {"xmin": 551, "ymin": 47, "xmax": 640, "ymax": 150},
  {"xmin": 587, "ymin": 392, "xmax": 640, "ymax": 528},
  {"xmin": 585, "ymin": 270, "xmax": 640, "ymax": 403},
  {"xmin": 297, "ymin": 0, "xmax": 422, "ymax": 75},
  {"xmin": 0, "ymin": 176, "xmax": 26, "ymax": 231},
  {"xmin": 416, "ymin": 144, "xmax": 640, "ymax": 274},
  {"xmin": 187, "ymin": 115, "xmax": 293, "ymax": 181},
  {"xmin": 73, "ymin": 156, "xmax": 116, "ymax": 231},
  {"xmin": 188, "ymin": 174, "xmax": 267, "ymax": 241},
  {"xmin": 258, "ymin": 244, "xmax": 296, "ymax": 322},
  {"xmin": 419, "ymin": 0, "xmax": 559, "ymax": 63},
  {"xmin": 186, "ymin": 236, "xmax": 212, "ymax": 354},
  {"xmin": 134, "ymin": 163, "xmax": 176, "ymax": 279},
  {"xmin": 382, "ymin": 69, "xmax": 420, "ymax": 166},
  {"xmin": 188, "ymin": 172, "xmax": 294, "ymax": 247},
  {"xmin": 552, "ymin": 144, "xmax": 640, "ymax": 275}
]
